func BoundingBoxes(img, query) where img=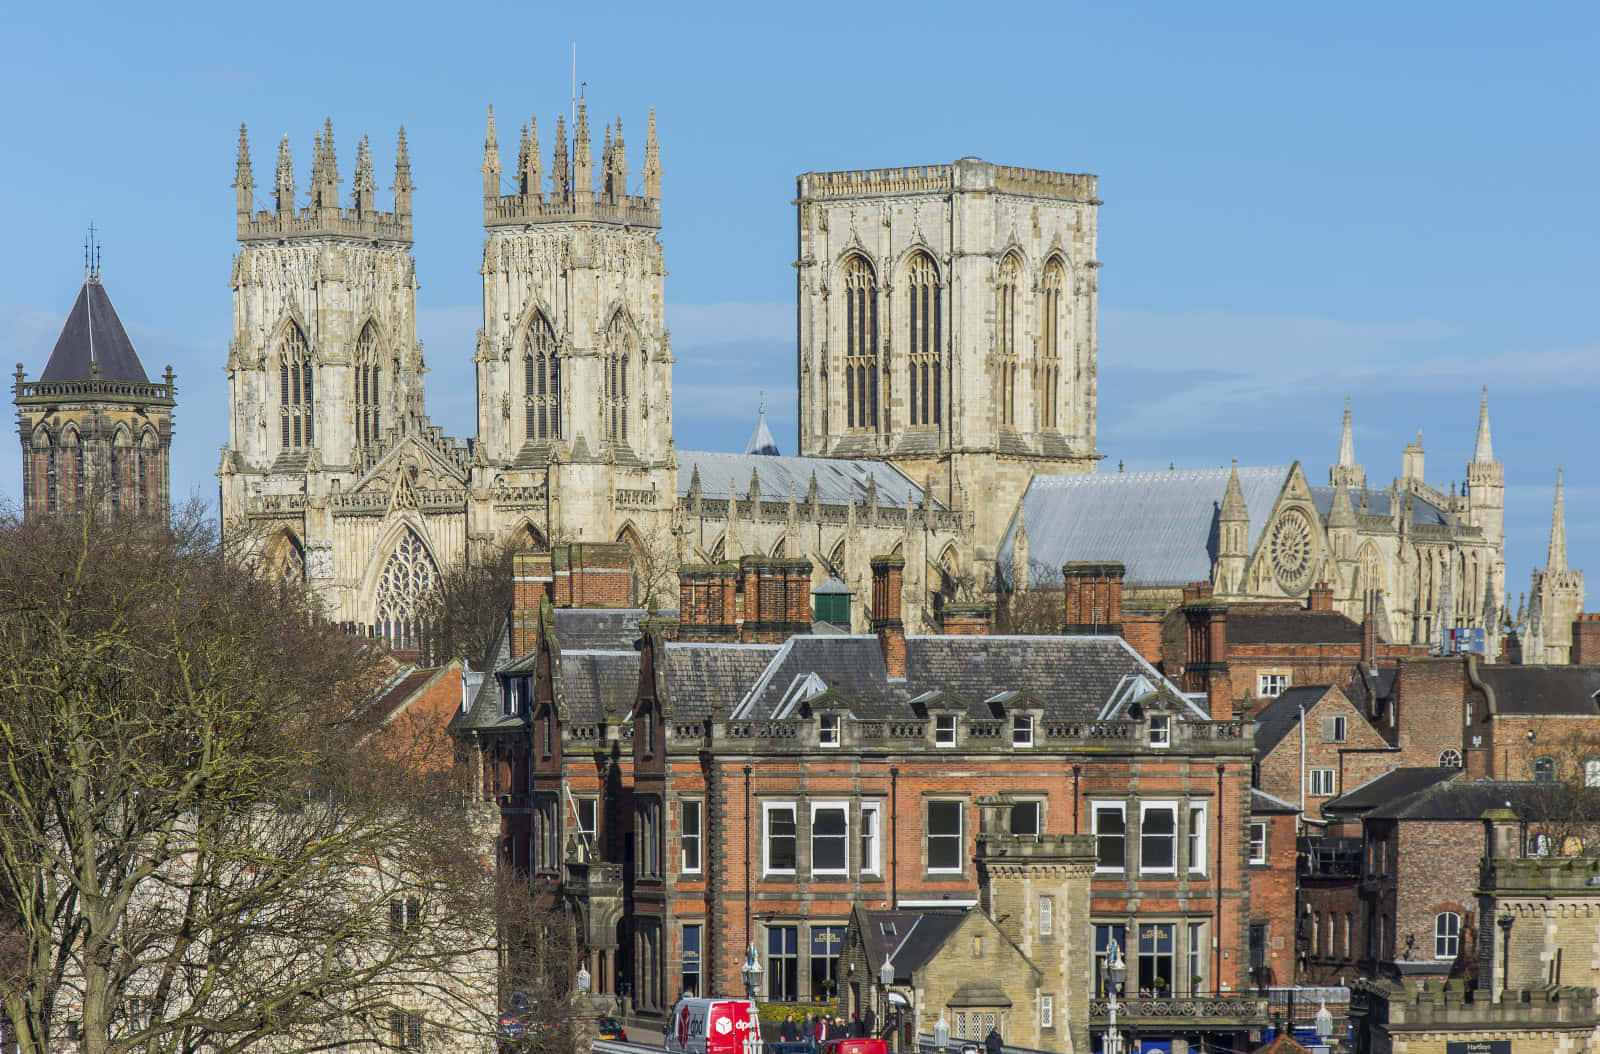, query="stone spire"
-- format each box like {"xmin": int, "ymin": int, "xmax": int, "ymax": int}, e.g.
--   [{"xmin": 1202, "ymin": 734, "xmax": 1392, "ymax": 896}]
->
[
  {"xmin": 1548, "ymin": 467, "xmax": 1568, "ymax": 572},
  {"xmin": 552, "ymin": 114, "xmax": 569, "ymax": 203},
  {"xmin": 393, "ymin": 126, "xmax": 413, "ymax": 217},
  {"xmin": 233, "ymin": 124, "xmax": 254, "ymax": 221},
  {"xmin": 274, "ymin": 134, "xmax": 295, "ymax": 214},
  {"xmin": 642, "ymin": 107, "xmax": 661, "ymax": 201},
  {"xmin": 601, "ymin": 122, "xmax": 614, "ymax": 198},
  {"xmin": 482, "ymin": 106, "xmax": 501, "ymax": 199},
  {"xmin": 1331, "ymin": 395, "xmax": 1365, "ymax": 488},
  {"xmin": 1214, "ymin": 461, "xmax": 1250, "ymax": 594},
  {"xmin": 352, "ymin": 134, "xmax": 374, "ymax": 214},
  {"xmin": 573, "ymin": 98, "xmax": 592, "ymax": 197},
  {"xmin": 524, "ymin": 116, "xmax": 542, "ymax": 198},
  {"xmin": 611, "ymin": 117, "xmax": 627, "ymax": 200},
  {"xmin": 1473, "ymin": 386, "xmax": 1494, "ymax": 464},
  {"xmin": 312, "ymin": 118, "xmax": 339, "ymax": 209}
]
